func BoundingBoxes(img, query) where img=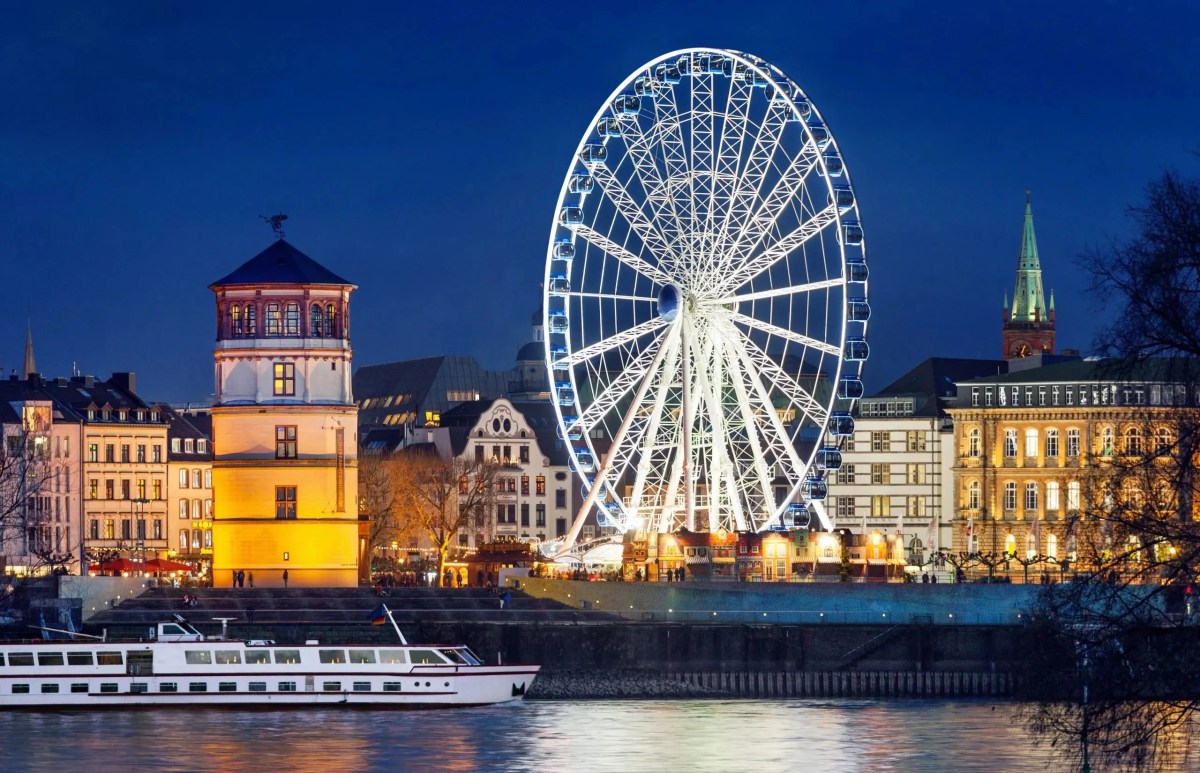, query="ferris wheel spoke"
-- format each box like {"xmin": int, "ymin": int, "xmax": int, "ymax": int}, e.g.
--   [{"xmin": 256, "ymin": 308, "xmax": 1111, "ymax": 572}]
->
[
  {"xmin": 625, "ymin": 330, "xmax": 683, "ymax": 528},
  {"xmin": 553, "ymin": 317, "xmax": 666, "ymax": 369},
  {"xmin": 617, "ymin": 113, "xmax": 682, "ymax": 249},
  {"xmin": 568, "ymin": 224, "xmax": 673, "ymax": 290},
  {"xmin": 722, "ymin": 341, "xmax": 781, "ymax": 528},
  {"xmin": 572, "ymin": 327, "xmax": 674, "ymax": 436},
  {"xmin": 566, "ymin": 291, "xmax": 659, "ymax": 304},
  {"xmin": 704, "ymin": 276, "xmax": 844, "ymax": 306},
  {"xmin": 713, "ymin": 100, "xmax": 792, "ymax": 264},
  {"xmin": 732, "ymin": 329, "xmax": 829, "ymax": 427},
  {"xmin": 693, "ymin": 332, "xmax": 734, "ymax": 532},
  {"xmin": 583, "ymin": 164, "xmax": 676, "ymax": 271},
  {"xmin": 725, "ymin": 335, "xmax": 808, "ymax": 488},
  {"xmin": 710, "ymin": 78, "xmax": 754, "ymax": 242},
  {"xmin": 730, "ymin": 311, "xmax": 841, "ymax": 357},
  {"xmin": 721, "ymin": 202, "xmax": 840, "ymax": 294}
]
